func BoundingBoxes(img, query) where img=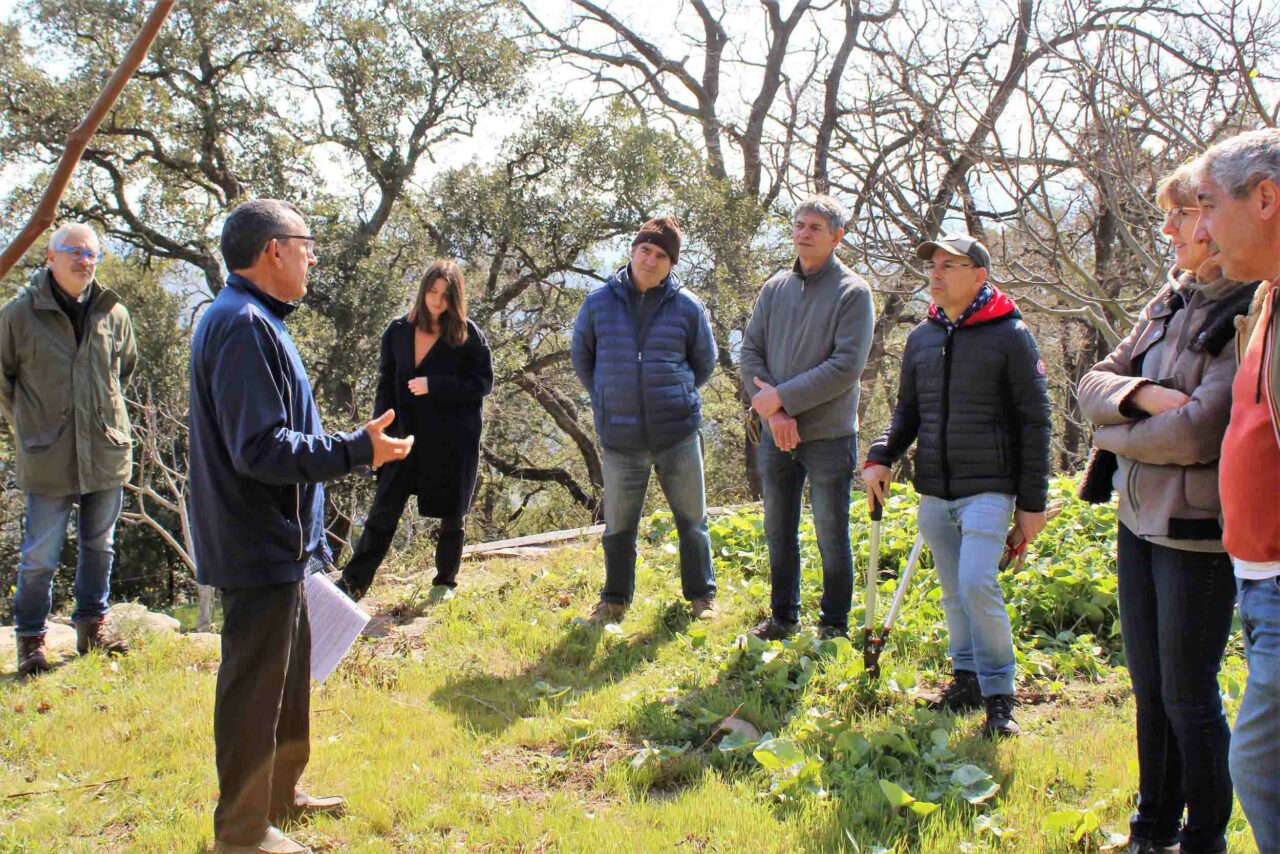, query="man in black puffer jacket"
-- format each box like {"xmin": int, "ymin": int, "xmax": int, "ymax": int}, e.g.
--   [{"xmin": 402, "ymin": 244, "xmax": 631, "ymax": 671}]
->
[{"xmin": 863, "ymin": 233, "xmax": 1051, "ymax": 738}]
